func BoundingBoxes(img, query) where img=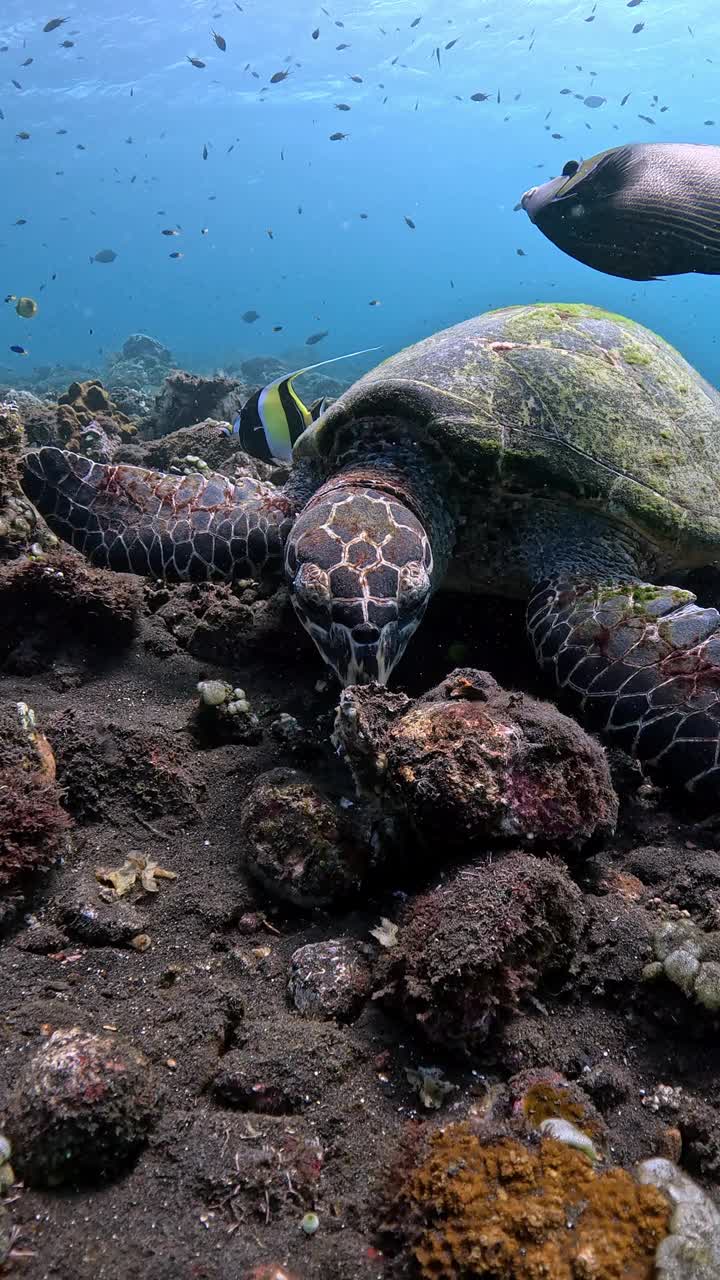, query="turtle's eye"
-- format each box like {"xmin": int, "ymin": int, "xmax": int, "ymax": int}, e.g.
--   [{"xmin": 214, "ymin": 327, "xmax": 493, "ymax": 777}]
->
[
  {"xmin": 293, "ymin": 561, "xmax": 332, "ymax": 609},
  {"xmin": 562, "ymin": 159, "xmax": 579, "ymax": 178},
  {"xmin": 398, "ymin": 561, "xmax": 431, "ymax": 608}
]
